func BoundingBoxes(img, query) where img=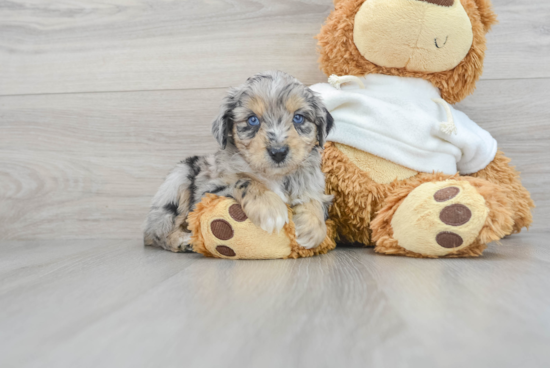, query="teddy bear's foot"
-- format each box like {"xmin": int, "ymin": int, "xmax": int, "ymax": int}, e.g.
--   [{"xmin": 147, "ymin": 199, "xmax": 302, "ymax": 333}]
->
[
  {"xmin": 187, "ymin": 194, "xmax": 336, "ymax": 260},
  {"xmin": 372, "ymin": 178, "xmax": 514, "ymax": 258},
  {"xmin": 390, "ymin": 180, "xmax": 488, "ymax": 257}
]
